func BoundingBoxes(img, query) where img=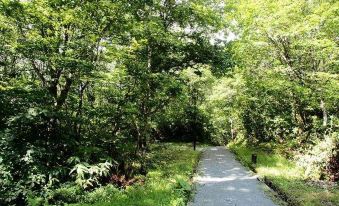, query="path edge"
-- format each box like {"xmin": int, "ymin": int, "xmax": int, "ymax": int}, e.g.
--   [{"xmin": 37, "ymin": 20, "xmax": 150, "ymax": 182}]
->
[
  {"xmin": 228, "ymin": 146, "xmax": 296, "ymax": 206},
  {"xmin": 187, "ymin": 147, "xmax": 207, "ymax": 206}
]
